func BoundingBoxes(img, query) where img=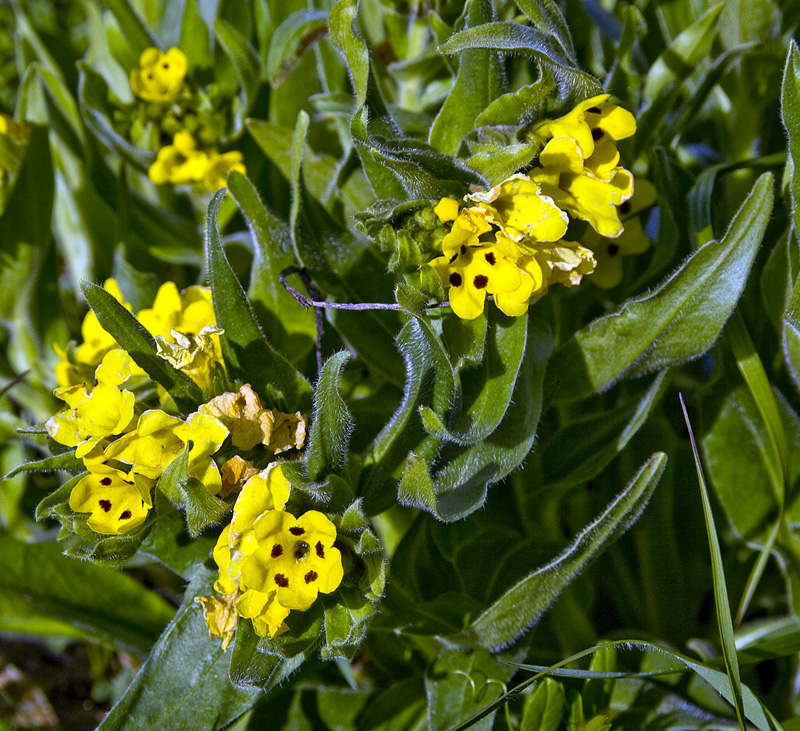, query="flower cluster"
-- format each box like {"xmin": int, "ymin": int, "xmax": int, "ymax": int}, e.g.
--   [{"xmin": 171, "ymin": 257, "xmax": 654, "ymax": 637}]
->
[
  {"xmin": 125, "ymin": 47, "xmax": 246, "ymax": 191},
  {"xmin": 197, "ymin": 463, "xmax": 343, "ymax": 647},
  {"xmin": 47, "ymin": 280, "xmax": 306, "ymax": 535},
  {"xmin": 429, "ymin": 95, "xmax": 648, "ymax": 319}
]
